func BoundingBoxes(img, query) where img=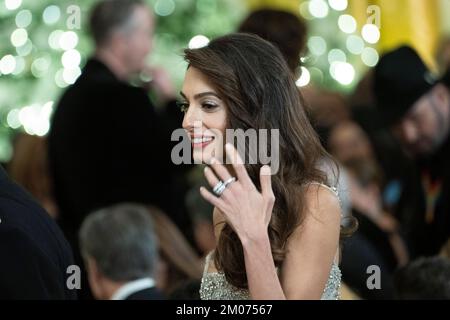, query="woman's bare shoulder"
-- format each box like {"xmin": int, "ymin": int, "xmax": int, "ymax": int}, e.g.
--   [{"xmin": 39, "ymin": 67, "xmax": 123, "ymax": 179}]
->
[{"xmin": 302, "ymin": 182, "xmax": 342, "ymax": 224}]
